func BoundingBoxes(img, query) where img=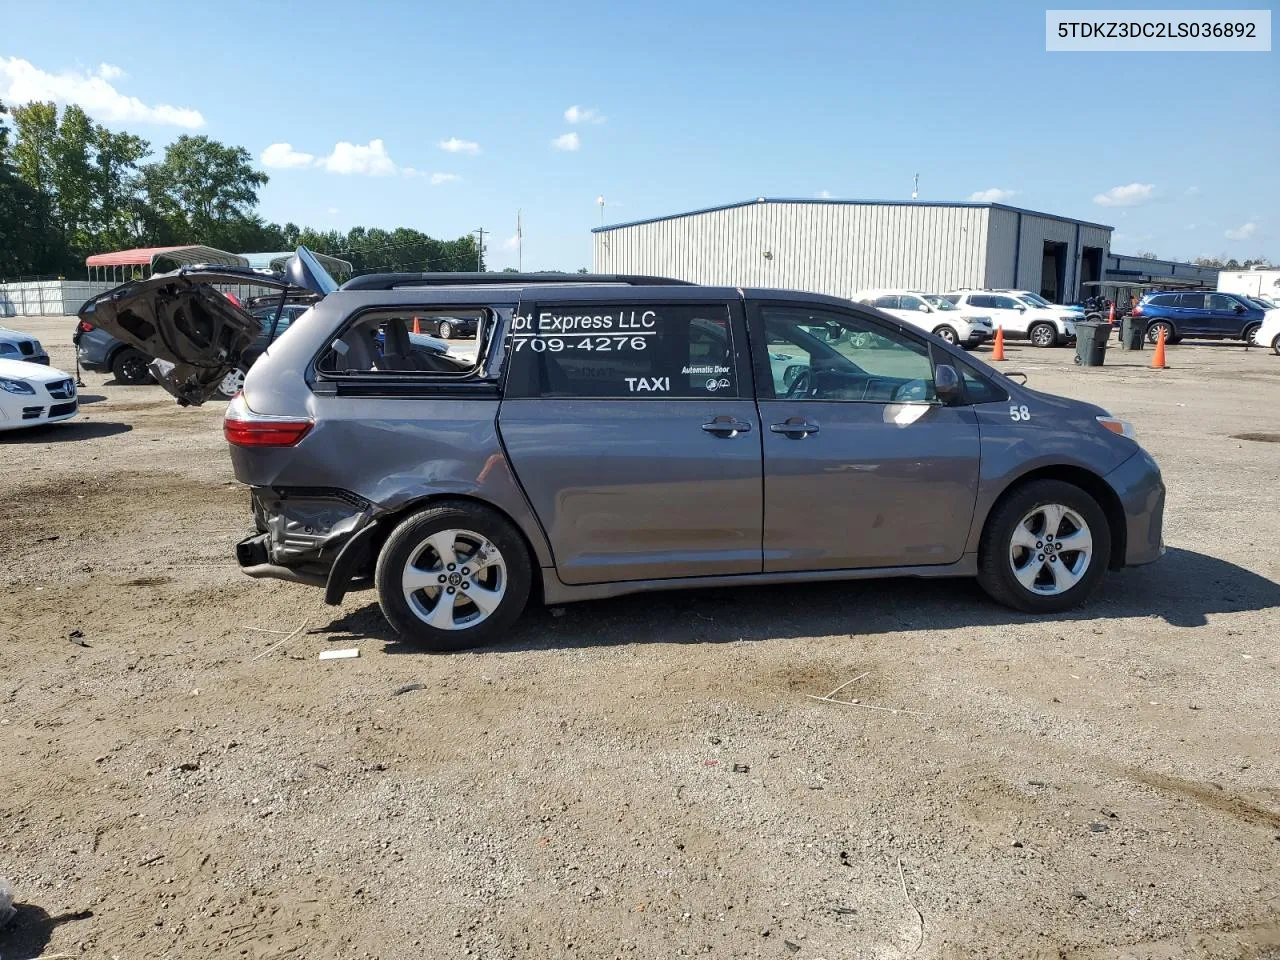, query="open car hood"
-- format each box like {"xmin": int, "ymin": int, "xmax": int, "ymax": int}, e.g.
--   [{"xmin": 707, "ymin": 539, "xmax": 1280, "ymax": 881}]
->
[{"xmin": 77, "ymin": 247, "xmax": 336, "ymax": 406}]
